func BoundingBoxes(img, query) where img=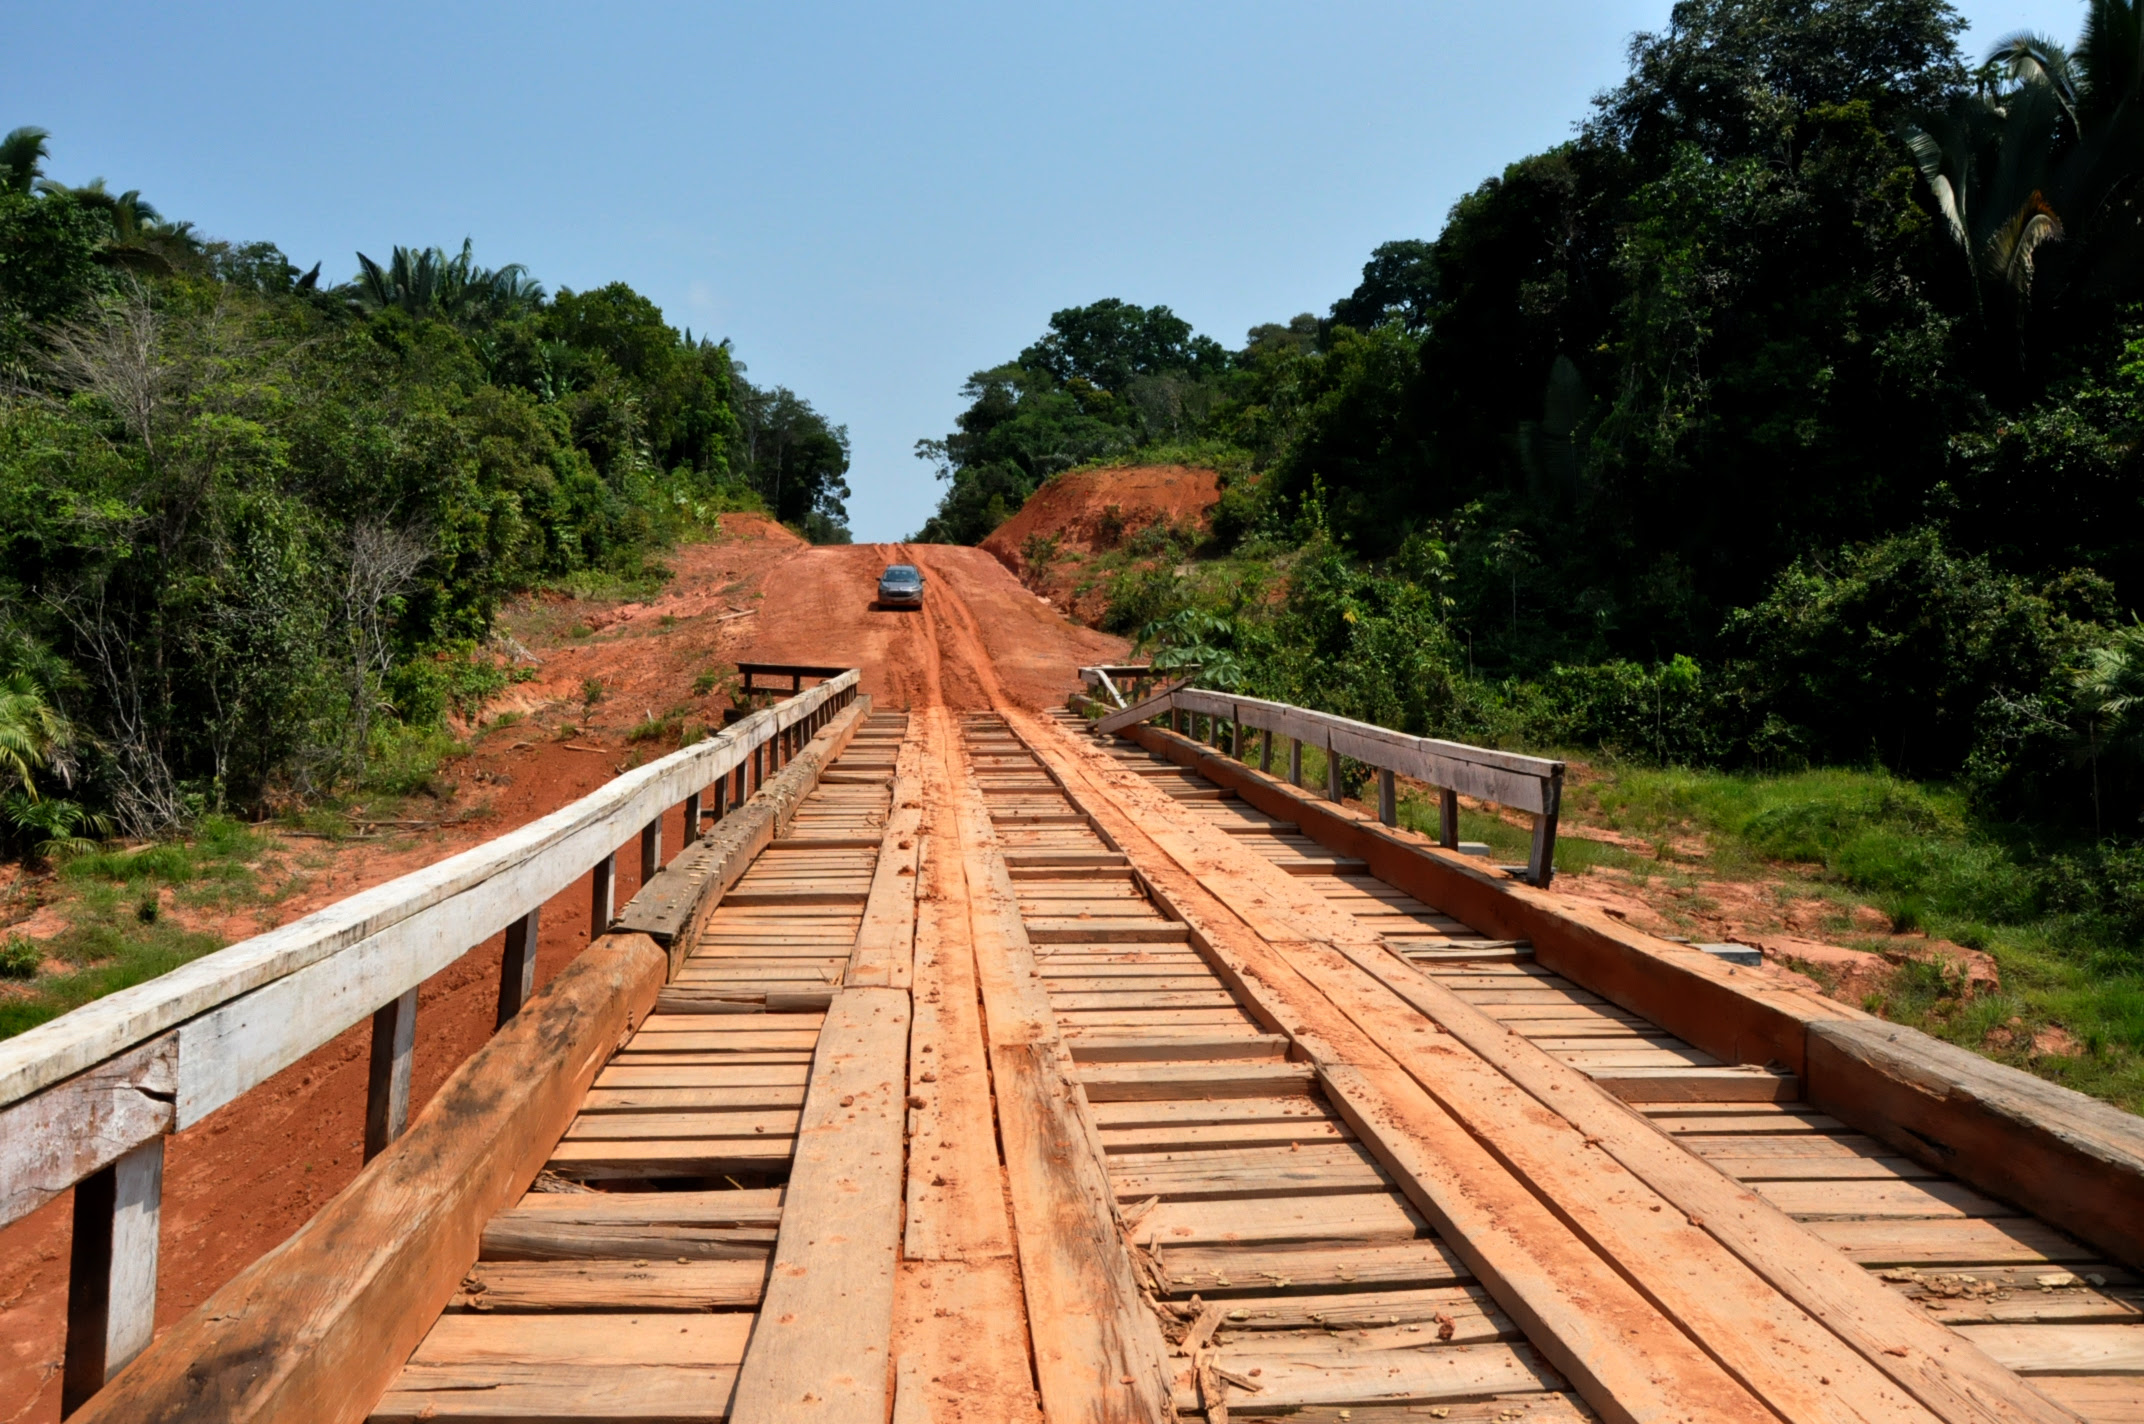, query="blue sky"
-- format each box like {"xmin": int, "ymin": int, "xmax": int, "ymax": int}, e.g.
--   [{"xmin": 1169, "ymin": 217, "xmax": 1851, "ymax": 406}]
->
[{"xmin": 6, "ymin": 1, "xmax": 2086, "ymax": 540}]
